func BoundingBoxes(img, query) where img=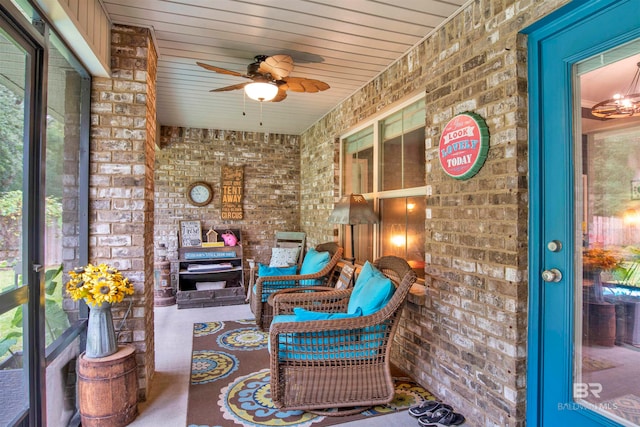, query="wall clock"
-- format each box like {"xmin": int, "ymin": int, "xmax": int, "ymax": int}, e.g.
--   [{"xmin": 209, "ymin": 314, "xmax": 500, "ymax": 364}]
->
[{"xmin": 186, "ymin": 181, "xmax": 213, "ymax": 207}]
